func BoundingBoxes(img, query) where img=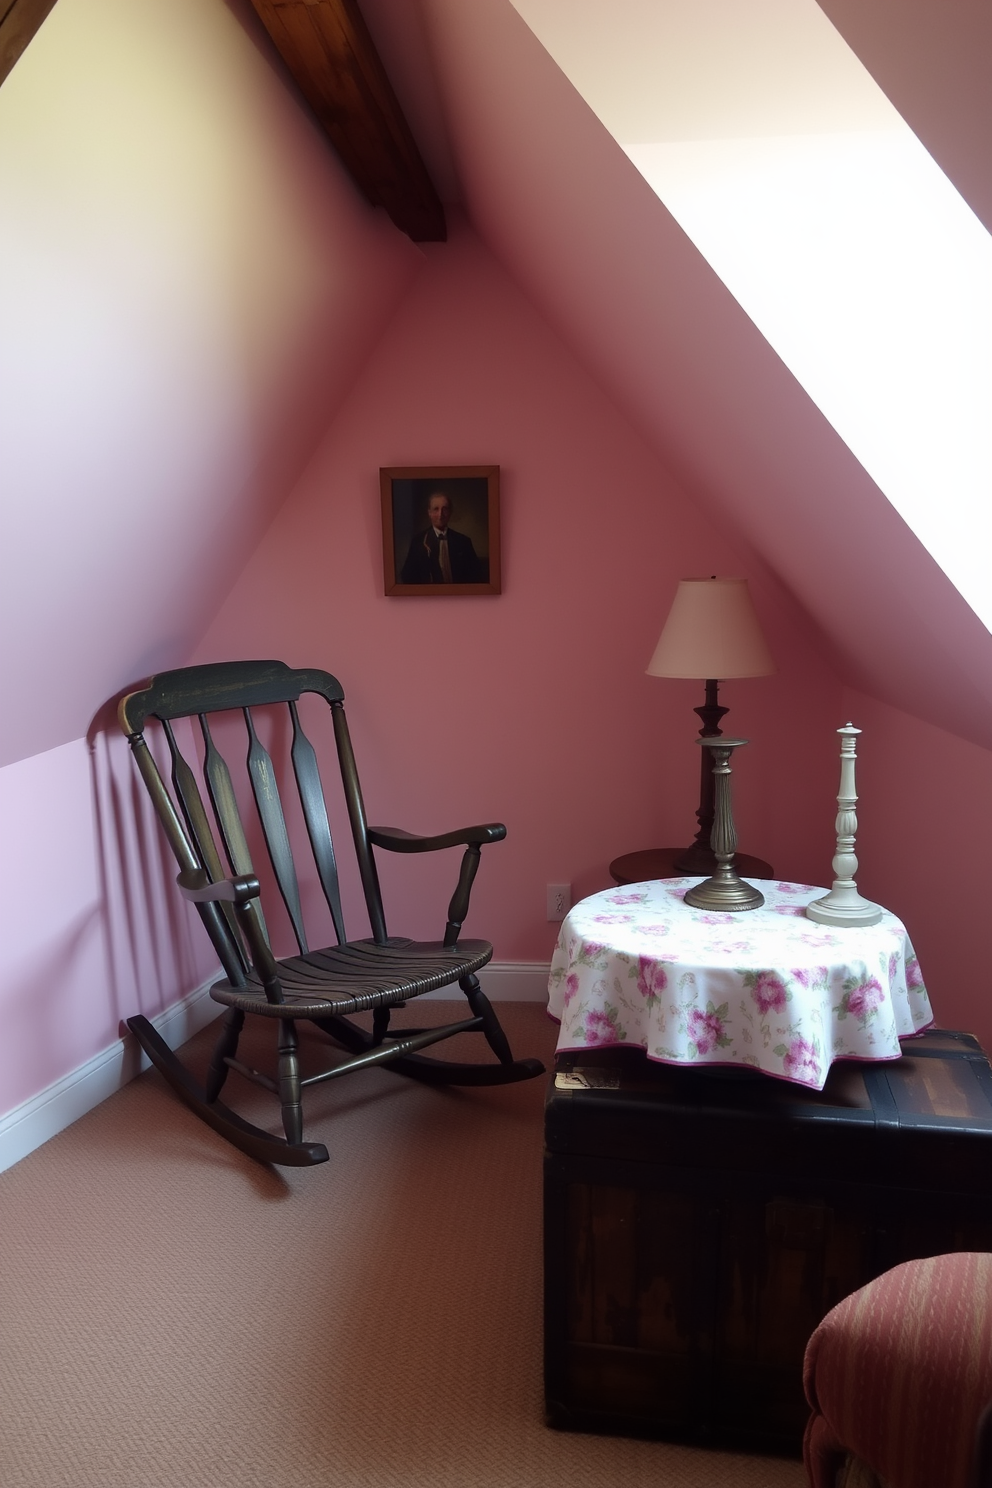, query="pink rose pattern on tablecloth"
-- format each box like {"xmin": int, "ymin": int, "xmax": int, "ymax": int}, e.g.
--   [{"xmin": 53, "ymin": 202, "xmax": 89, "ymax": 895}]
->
[
  {"xmin": 779, "ymin": 1034, "xmax": 822, "ymax": 1084},
  {"xmin": 636, "ymin": 956, "xmax": 668, "ymax": 1008},
  {"xmin": 546, "ymin": 879, "xmax": 934, "ymax": 1091},
  {"xmin": 834, "ymin": 975, "xmax": 885, "ymax": 1026},
  {"xmin": 747, "ymin": 970, "xmax": 789, "ymax": 1015},
  {"xmin": 687, "ymin": 1003, "xmax": 732, "ymax": 1056},
  {"xmin": 582, "ymin": 1004, "xmax": 626, "ymax": 1045}
]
